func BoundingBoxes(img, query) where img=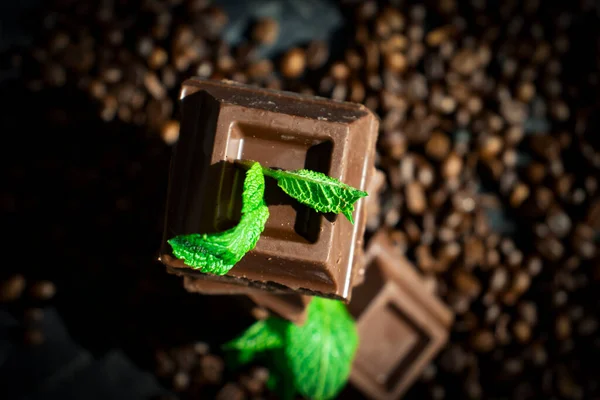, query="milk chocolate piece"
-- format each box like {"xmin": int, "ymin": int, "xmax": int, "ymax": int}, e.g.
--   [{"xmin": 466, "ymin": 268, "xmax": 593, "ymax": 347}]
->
[
  {"xmin": 246, "ymin": 293, "xmax": 311, "ymax": 325},
  {"xmin": 349, "ymin": 231, "xmax": 453, "ymax": 400},
  {"xmin": 183, "ymin": 276, "xmax": 311, "ymax": 325},
  {"xmin": 159, "ymin": 78, "xmax": 379, "ymax": 301}
]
